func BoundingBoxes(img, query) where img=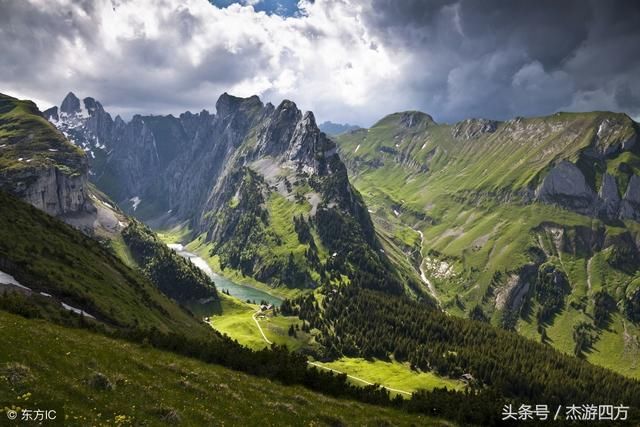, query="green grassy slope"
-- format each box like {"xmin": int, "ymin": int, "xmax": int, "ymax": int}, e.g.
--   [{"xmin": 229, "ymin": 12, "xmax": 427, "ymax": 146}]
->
[
  {"xmin": 336, "ymin": 111, "xmax": 640, "ymax": 378},
  {"xmin": 0, "ymin": 93, "xmax": 85, "ymax": 173},
  {"xmin": 0, "ymin": 310, "xmax": 449, "ymax": 426},
  {"xmin": 0, "ymin": 190, "xmax": 211, "ymax": 338}
]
